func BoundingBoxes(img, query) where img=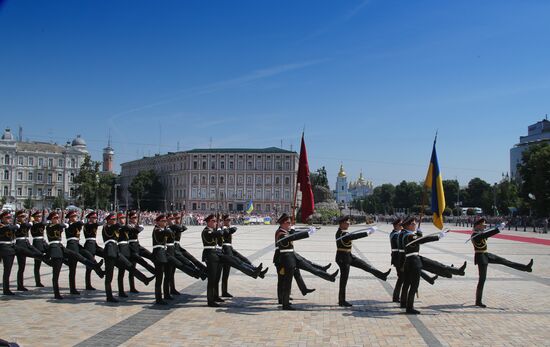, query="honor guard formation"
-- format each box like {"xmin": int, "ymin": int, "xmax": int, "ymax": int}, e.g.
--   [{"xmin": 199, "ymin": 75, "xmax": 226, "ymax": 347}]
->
[{"xmin": 0, "ymin": 209, "xmax": 535, "ymax": 314}]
